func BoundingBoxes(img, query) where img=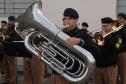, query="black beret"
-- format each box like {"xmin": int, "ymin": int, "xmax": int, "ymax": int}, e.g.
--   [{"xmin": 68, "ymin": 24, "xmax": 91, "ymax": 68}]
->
[
  {"xmin": 118, "ymin": 13, "xmax": 126, "ymax": 20},
  {"xmin": 8, "ymin": 16, "xmax": 16, "ymax": 21},
  {"xmin": 101, "ymin": 17, "xmax": 114, "ymax": 24},
  {"xmin": 82, "ymin": 22, "xmax": 89, "ymax": 27},
  {"xmin": 63, "ymin": 8, "xmax": 79, "ymax": 19}
]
